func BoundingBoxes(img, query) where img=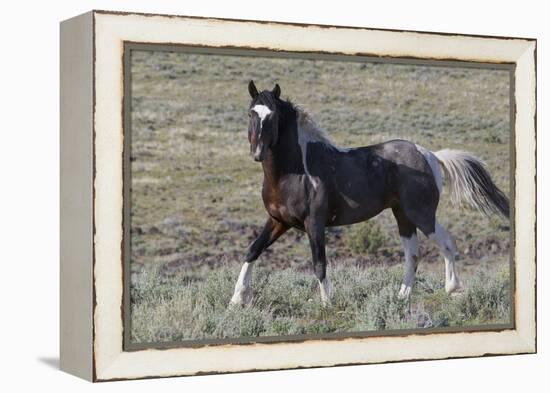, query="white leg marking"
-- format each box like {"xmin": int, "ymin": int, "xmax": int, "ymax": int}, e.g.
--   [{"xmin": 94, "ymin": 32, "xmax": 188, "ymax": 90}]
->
[
  {"xmin": 318, "ymin": 277, "xmax": 333, "ymax": 306},
  {"xmin": 416, "ymin": 144, "xmax": 443, "ymax": 193},
  {"xmin": 398, "ymin": 233, "xmax": 419, "ymax": 299},
  {"xmin": 399, "ymin": 283, "xmax": 411, "ymax": 299},
  {"xmin": 429, "ymin": 222, "xmax": 462, "ymax": 294},
  {"xmin": 230, "ymin": 262, "xmax": 254, "ymax": 306}
]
